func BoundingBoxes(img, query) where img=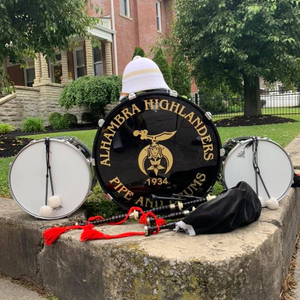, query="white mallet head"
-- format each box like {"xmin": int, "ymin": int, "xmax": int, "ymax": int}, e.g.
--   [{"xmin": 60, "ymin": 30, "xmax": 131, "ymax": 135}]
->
[
  {"xmin": 266, "ymin": 197, "xmax": 279, "ymax": 210},
  {"xmin": 40, "ymin": 205, "xmax": 53, "ymax": 217},
  {"xmin": 48, "ymin": 195, "xmax": 61, "ymax": 208}
]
